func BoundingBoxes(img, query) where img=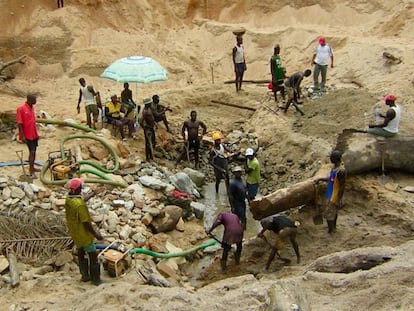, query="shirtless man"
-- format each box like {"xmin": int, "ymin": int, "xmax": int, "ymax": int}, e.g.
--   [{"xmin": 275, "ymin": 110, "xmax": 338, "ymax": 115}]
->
[
  {"xmin": 121, "ymin": 82, "xmax": 139, "ymax": 117},
  {"xmin": 176, "ymin": 110, "xmax": 207, "ymax": 168},
  {"xmin": 140, "ymin": 98, "xmax": 156, "ymax": 161}
]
